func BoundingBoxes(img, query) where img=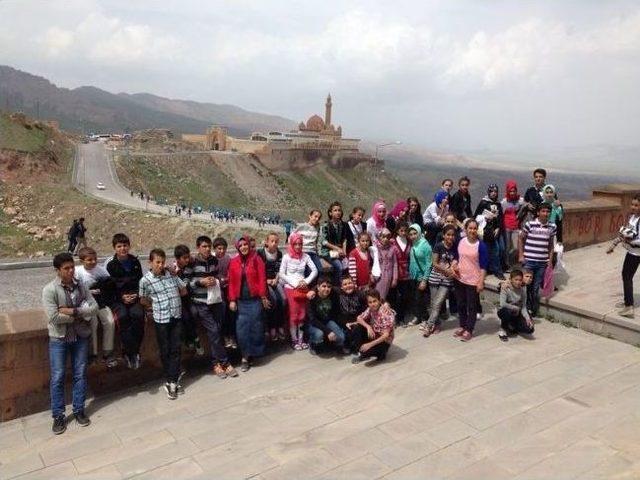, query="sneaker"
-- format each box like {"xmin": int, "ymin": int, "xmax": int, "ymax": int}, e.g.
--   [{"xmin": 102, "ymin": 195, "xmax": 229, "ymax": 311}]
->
[
  {"xmin": 240, "ymin": 360, "xmax": 250, "ymax": 372},
  {"xmin": 408, "ymin": 317, "xmax": 422, "ymax": 326},
  {"xmin": 177, "ymin": 371, "xmax": 186, "ymax": 395},
  {"xmin": 194, "ymin": 338, "xmax": 205, "ymax": 356},
  {"xmin": 132, "ymin": 354, "xmax": 141, "ymax": 370},
  {"xmin": 619, "ymin": 306, "xmax": 635, "ymax": 318},
  {"xmin": 124, "ymin": 354, "xmax": 133, "ymax": 369},
  {"xmin": 460, "ymin": 330, "xmax": 473, "ymax": 342},
  {"xmin": 224, "ymin": 337, "xmax": 233, "ymax": 348},
  {"xmin": 225, "ymin": 363, "xmax": 239, "ymax": 377},
  {"xmin": 418, "ymin": 322, "xmax": 429, "ymax": 331},
  {"xmin": 351, "ymin": 353, "xmax": 363, "ymax": 364},
  {"xmin": 105, "ymin": 354, "xmax": 118, "ymax": 369},
  {"xmin": 164, "ymin": 382, "xmax": 178, "ymax": 400},
  {"xmin": 498, "ymin": 330, "xmax": 509, "ymax": 342},
  {"xmin": 300, "ymin": 342, "xmax": 309, "ymax": 350},
  {"xmin": 453, "ymin": 328, "xmax": 464, "ymax": 337},
  {"xmin": 432, "ymin": 326, "xmax": 442, "ymax": 335},
  {"xmin": 229, "ymin": 339, "xmax": 238, "ymax": 349},
  {"xmin": 213, "ymin": 363, "xmax": 228, "ymax": 379},
  {"xmin": 293, "ymin": 342, "xmax": 303, "ymax": 351},
  {"xmin": 52, "ymin": 415, "xmax": 66, "ymax": 435},
  {"xmin": 75, "ymin": 410, "xmax": 91, "ymax": 426}
]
